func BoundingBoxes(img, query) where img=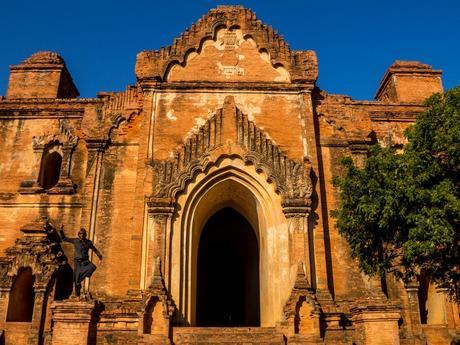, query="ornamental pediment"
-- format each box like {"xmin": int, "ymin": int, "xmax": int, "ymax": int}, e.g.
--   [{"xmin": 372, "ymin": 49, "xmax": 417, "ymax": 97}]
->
[
  {"xmin": 151, "ymin": 96, "xmax": 312, "ymax": 206},
  {"xmin": 166, "ymin": 28, "xmax": 290, "ymax": 83},
  {"xmin": 135, "ymin": 6, "xmax": 317, "ymax": 84}
]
